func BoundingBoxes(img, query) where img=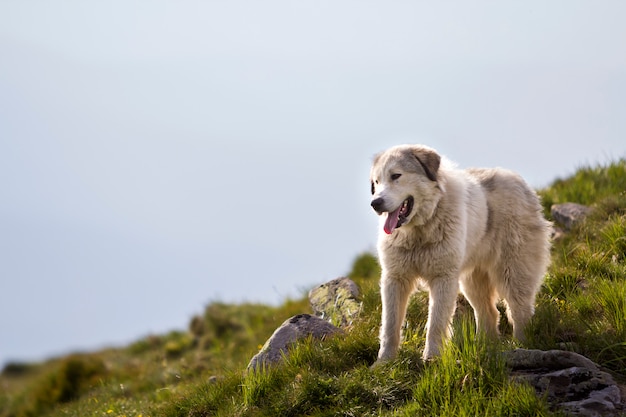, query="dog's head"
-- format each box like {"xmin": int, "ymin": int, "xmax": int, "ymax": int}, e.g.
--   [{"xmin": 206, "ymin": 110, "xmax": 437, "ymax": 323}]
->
[{"xmin": 370, "ymin": 145, "xmax": 444, "ymax": 234}]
